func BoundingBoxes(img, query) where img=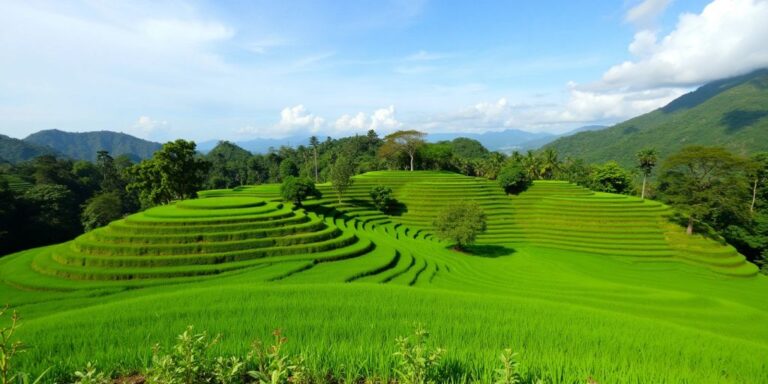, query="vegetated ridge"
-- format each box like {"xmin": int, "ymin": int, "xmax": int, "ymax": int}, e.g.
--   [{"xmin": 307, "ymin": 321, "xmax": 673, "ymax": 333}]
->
[
  {"xmin": 23, "ymin": 129, "xmax": 161, "ymax": 162},
  {"xmin": 545, "ymin": 68, "xmax": 768, "ymax": 166},
  {"xmin": 0, "ymin": 134, "xmax": 59, "ymax": 163}
]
